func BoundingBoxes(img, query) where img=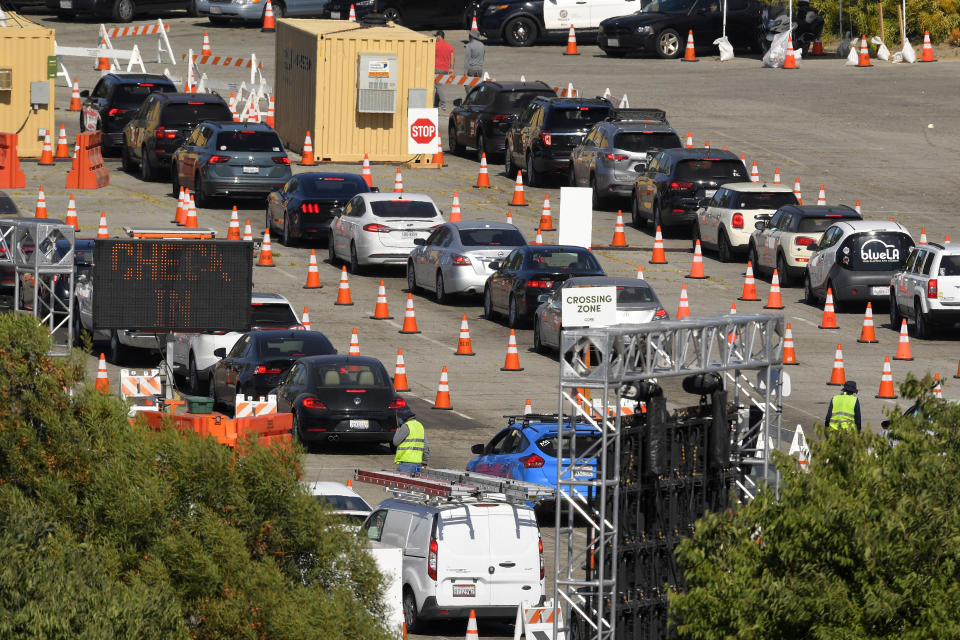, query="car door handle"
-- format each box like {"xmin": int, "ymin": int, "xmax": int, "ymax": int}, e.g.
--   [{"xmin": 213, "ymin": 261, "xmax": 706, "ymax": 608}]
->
[{"xmin": 499, "ymin": 561, "xmax": 516, "ymax": 568}]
